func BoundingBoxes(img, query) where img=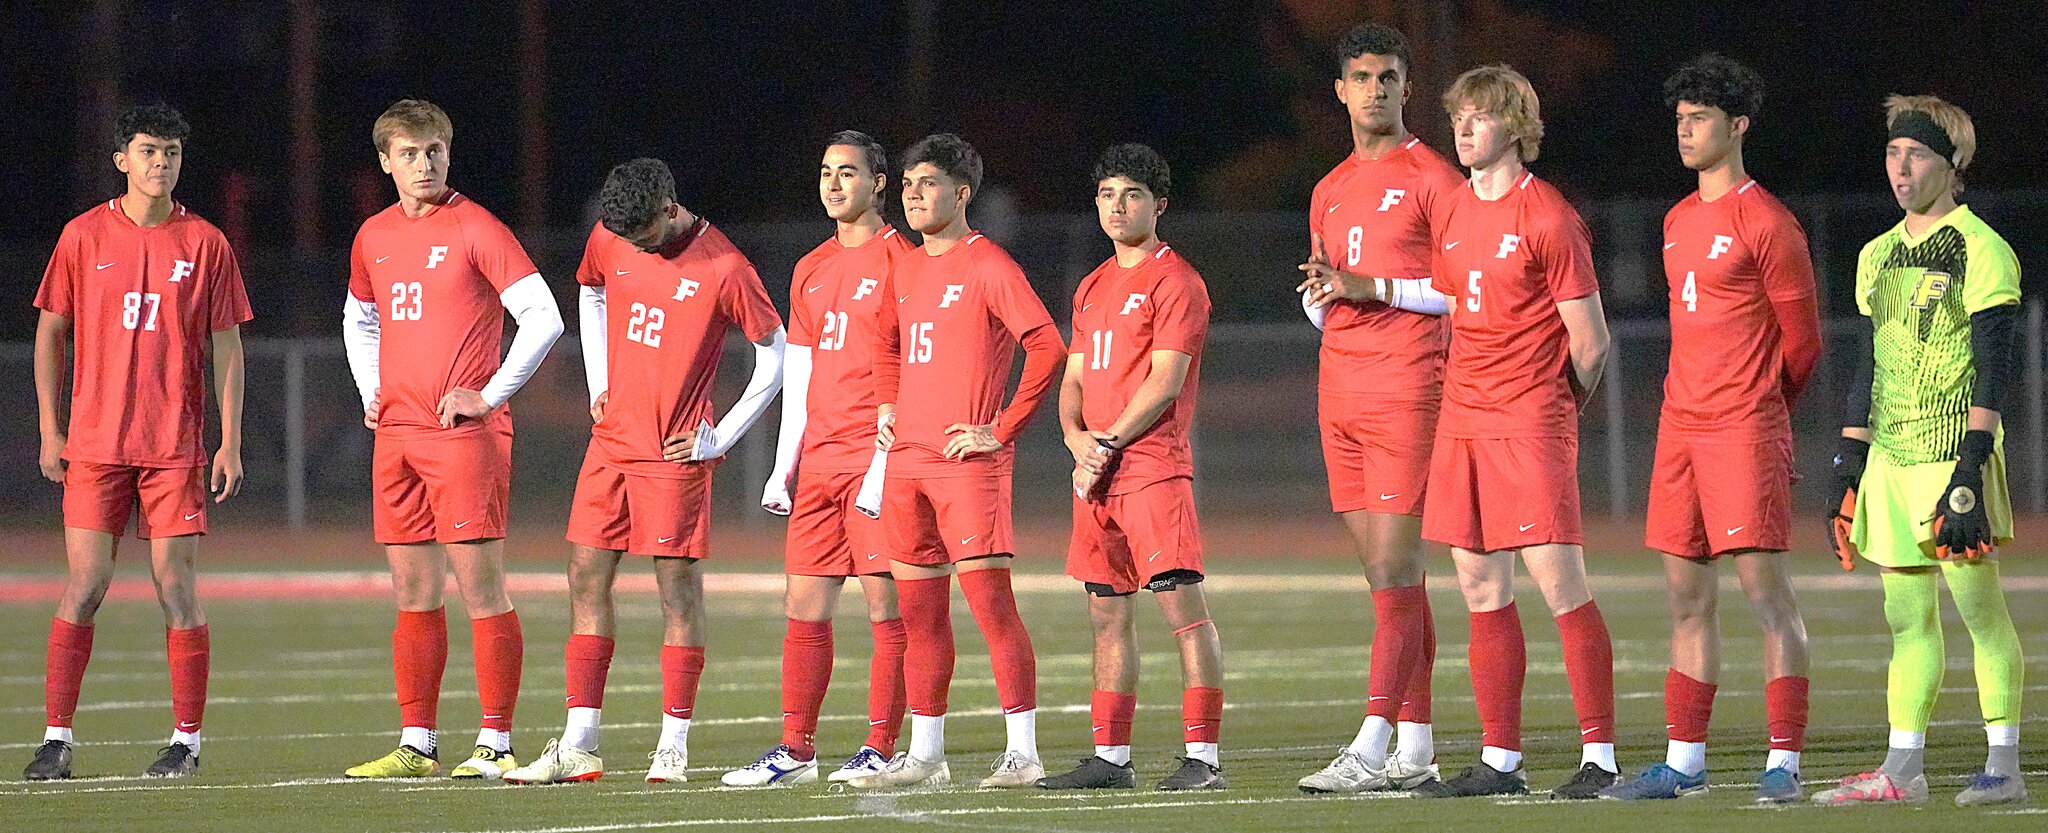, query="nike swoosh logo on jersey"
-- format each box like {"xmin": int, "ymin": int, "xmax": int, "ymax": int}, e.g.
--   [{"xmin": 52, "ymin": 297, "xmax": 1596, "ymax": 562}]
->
[
  {"xmin": 866, "ymin": 553, "xmax": 880, "ymax": 560},
  {"xmin": 658, "ymin": 536, "xmax": 677, "ymax": 544},
  {"xmin": 1726, "ymin": 526, "xmax": 1745, "ymax": 535},
  {"xmin": 615, "ymin": 269, "xmax": 631, "ymax": 275},
  {"xmin": 808, "ymin": 285, "xmax": 823, "ymax": 292},
  {"xmin": 1664, "ymin": 242, "xmax": 1677, "ymax": 250},
  {"xmin": 184, "ymin": 512, "xmax": 201, "ymax": 521},
  {"xmin": 375, "ymin": 256, "xmax": 391, "ymax": 263},
  {"xmin": 961, "ymin": 535, "xmax": 977, "ymax": 545},
  {"xmin": 1443, "ymin": 241, "xmax": 1459, "ymax": 250},
  {"xmin": 1147, "ymin": 550, "xmax": 1161, "ymax": 562},
  {"xmin": 454, "ymin": 521, "xmax": 470, "ymax": 529},
  {"xmin": 899, "ymin": 295, "xmax": 910, "ymax": 303},
  {"xmin": 1083, "ymin": 303, "xmax": 1095, "ymax": 311},
  {"xmin": 1326, "ymin": 203, "xmax": 1342, "ymax": 214},
  {"xmin": 1519, "ymin": 523, "xmax": 1537, "ymax": 532},
  {"xmin": 1379, "ymin": 493, "xmax": 1400, "ymax": 500},
  {"xmin": 96, "ymin": 262, "xmax": 117, "ymax": 270}
]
